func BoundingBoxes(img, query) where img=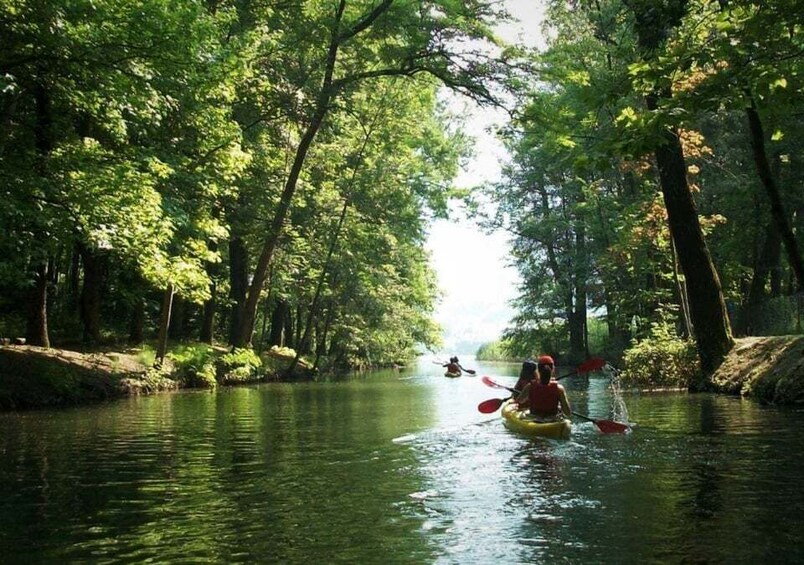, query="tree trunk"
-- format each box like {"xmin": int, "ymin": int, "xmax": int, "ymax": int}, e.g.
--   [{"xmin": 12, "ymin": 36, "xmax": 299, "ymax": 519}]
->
[
  {"xmin": 649, "ymin": 92, "xmax": 734, "ymax": 376},
  {"xmin": 228, "ymin": 235, "xmax": 249, "ymax": 346},
  {"xmin": 629, "ymin": 0, "xmax": 734, "ymax": 378},
  {"xmin": 155, "ymin": 284, "xmax": 174, "ymax": 366},
  {"xmin": 744, "ymin": 96, "xmax": 804, "ymax": 291},
  {"xmin": 79, "ymin": 245, "xmax": 105, "ymax": 344},
  {"xmin": 26, "ymin": 81, "xmax": 53, "ymax": 347},
  {"xmin": 26, "ymin": 261, "xmax": 50, "ymax": 347},
  {"xmin": 233, "ymin": 2, "xmax": 351, "ymax": 348}
]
